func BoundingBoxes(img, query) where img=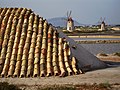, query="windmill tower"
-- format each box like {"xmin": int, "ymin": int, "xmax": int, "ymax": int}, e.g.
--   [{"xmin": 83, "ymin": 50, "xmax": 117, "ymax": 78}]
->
[
  {"xmin": 98, "ymin": 17, "xmax": 106, "ymax": 31},
  {"xmin": 66, "ymin": 11, "xmax": 74, "ymax": 32}
]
